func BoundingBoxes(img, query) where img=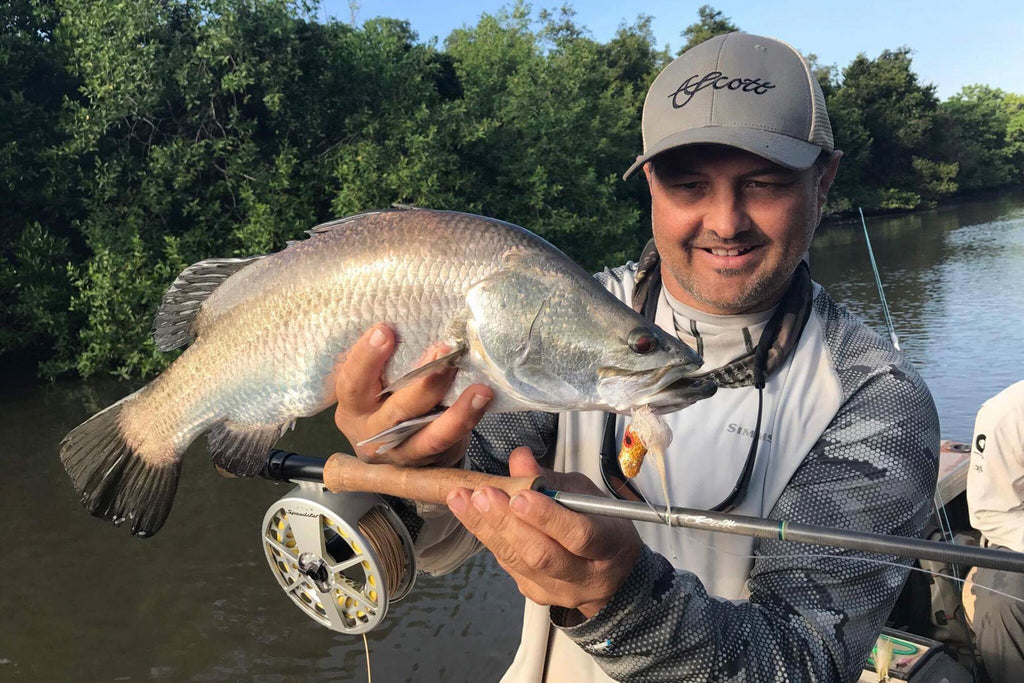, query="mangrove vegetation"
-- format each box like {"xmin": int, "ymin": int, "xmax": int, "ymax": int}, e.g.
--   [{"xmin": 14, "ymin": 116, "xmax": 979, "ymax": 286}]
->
[{"xmin": 3, "ymin": 1, "xmax": 1023, "ymax": 379}]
